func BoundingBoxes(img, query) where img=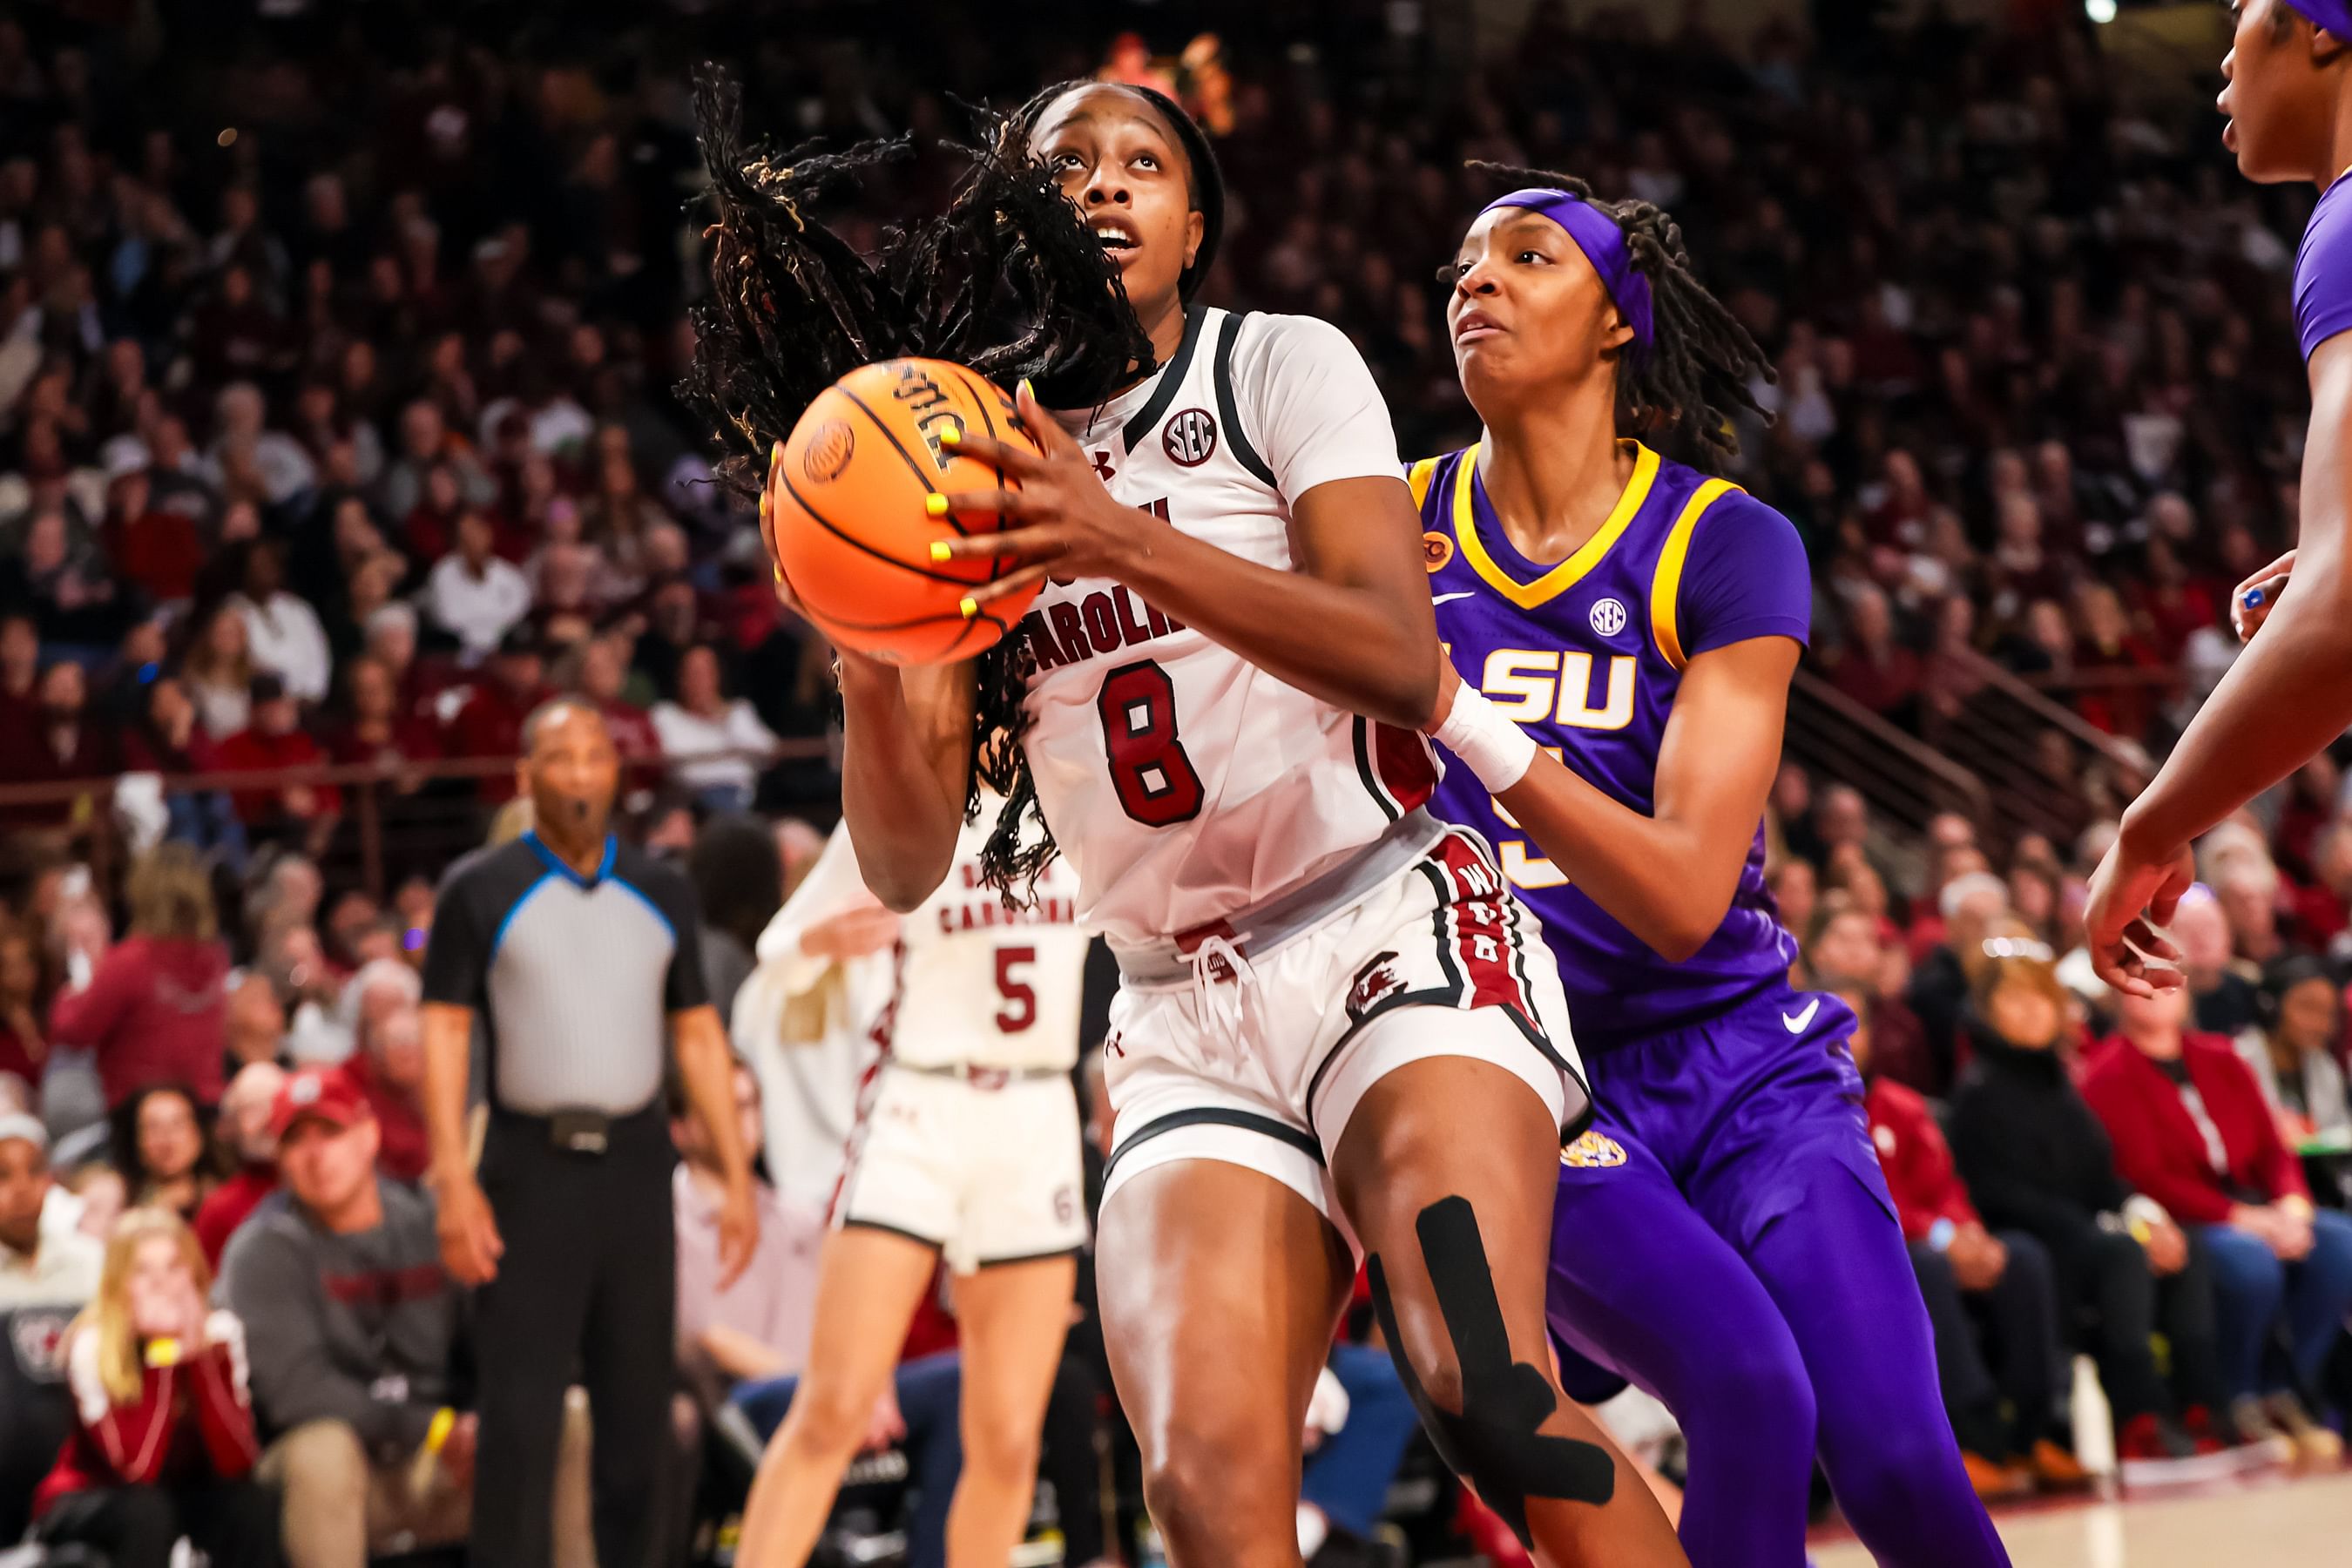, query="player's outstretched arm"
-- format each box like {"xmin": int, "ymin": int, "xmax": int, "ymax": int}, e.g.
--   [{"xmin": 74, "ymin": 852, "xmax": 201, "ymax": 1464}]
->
[
  {"xmin": 2086, "ymin": 332, "xmax": 2352, "ymax": 992},
  {"xmin": 1436, "ymin": 637, "xmax": 1799, "ymax": 962}
]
